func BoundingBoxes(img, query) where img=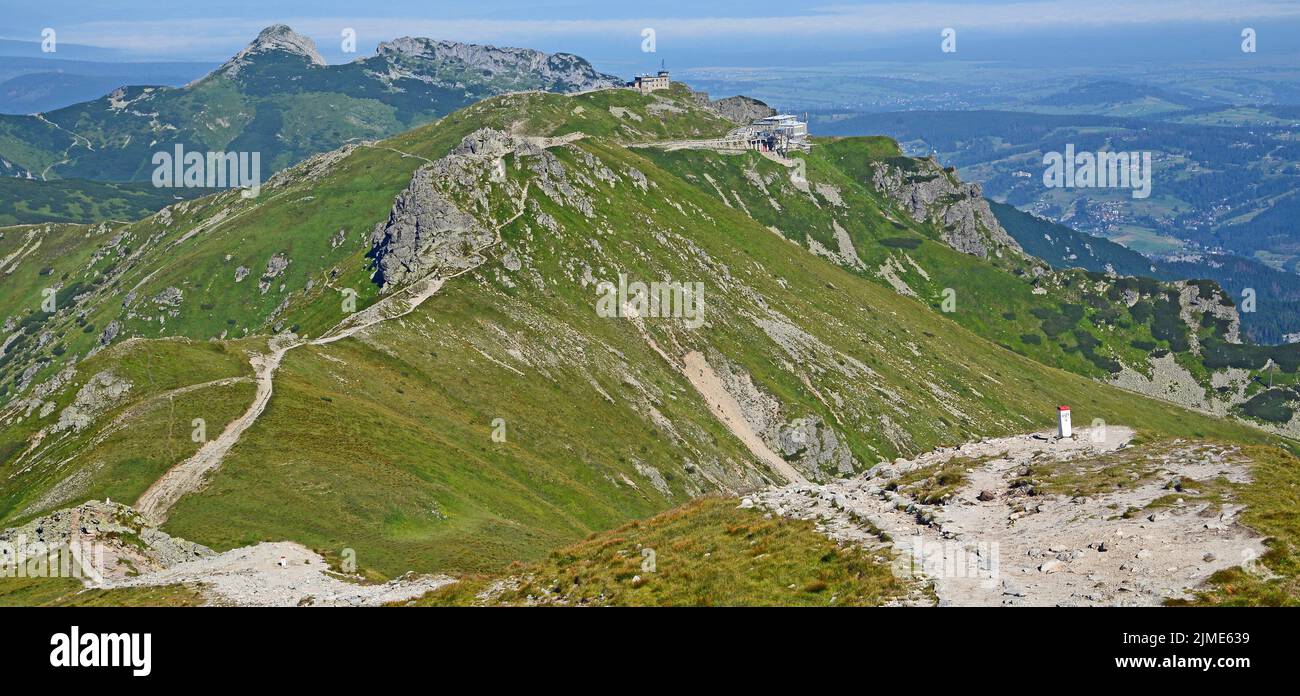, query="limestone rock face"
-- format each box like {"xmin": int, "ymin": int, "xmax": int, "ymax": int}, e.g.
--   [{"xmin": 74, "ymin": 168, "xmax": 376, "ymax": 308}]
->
[
  {"xmin": 450, "ymin": 127, "xmax": 517, "ymax": 159},
  {"xmin": 1177, "ymin": 281, "xmax": 1242, "ymax": 345},
  {"xmin": 54, "ymin": 371, "xmax": 132, "ymax": 434},
  {"xmin": 99, "ymin": 320, "xmax": 120, "ymax": 346},
  {"xmin": 367, "ymin": 129, "xmax": 511, "ymax": 290},
  {"xmin": 686, "ymin": 87, "xmax": 778, "ymax": 124},
  {"xmin": 870, "ymin": 158, "xmax": 1022, "ymax": 259},
  {"xmin": 368, "ymin": 169, "xmax": 491, "ymax": 290},
  {"xmin": 263, "ymin": 253, "xmax": 290, "ymax": 280},
  {"xmin": 372, "ymin": 37, "xmax": 622, "ymax": 93},
  {"xmin": 152, "ymin": 287, "xmax": 183, "ymax": 307},
  {"xmin": 777, "ymin": 415, "xmax": 857, "ymax": 477}
]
